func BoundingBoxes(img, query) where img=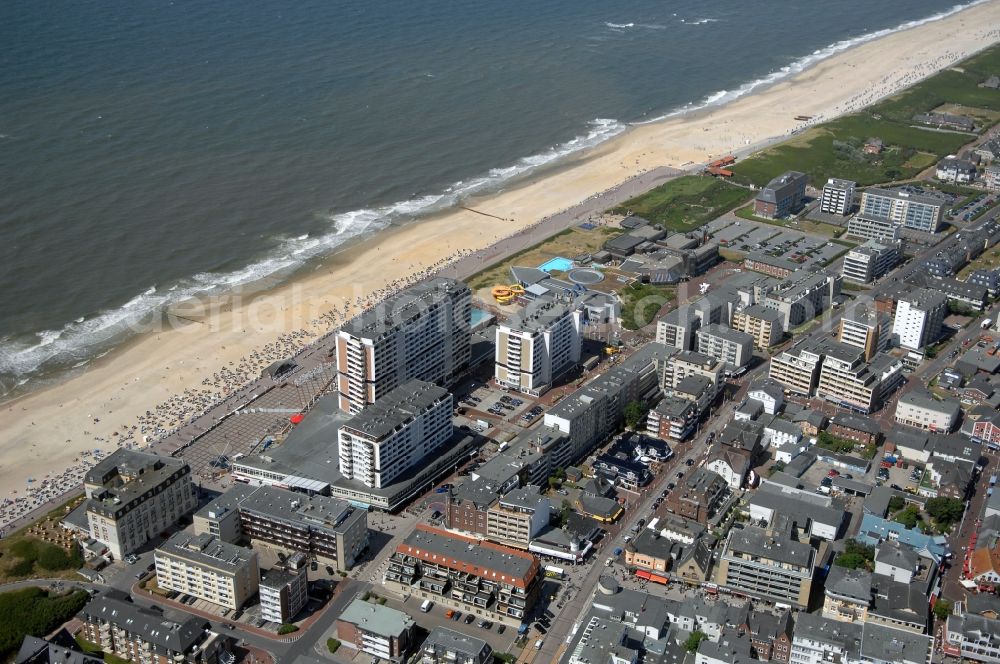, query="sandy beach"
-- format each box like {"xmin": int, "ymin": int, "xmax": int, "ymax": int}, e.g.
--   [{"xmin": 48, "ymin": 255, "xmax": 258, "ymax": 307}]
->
[{"xmin": 2, "ymin": 1, "xmax": 1000, "ymax": 523}]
